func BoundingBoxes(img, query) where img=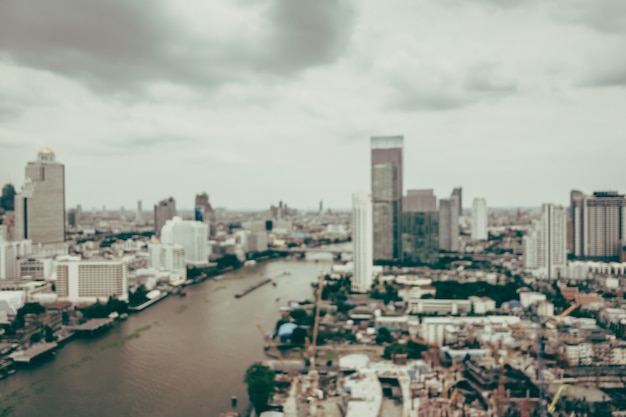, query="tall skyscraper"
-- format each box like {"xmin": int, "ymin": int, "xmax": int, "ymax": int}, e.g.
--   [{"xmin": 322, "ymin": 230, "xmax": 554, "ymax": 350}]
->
[
  {"xmin": 154, "ymin": 197, "xmax": 176, "ymax": 235},
  {"xmin": 194, "ymin": 192, "xmax": 215, "ymax": 236},
  {"xmin": 371, "ymin": 135, "xmax": 403, "ymax": 261},
  {"xmin": 471, "ymin": 198, "xmax": 488, "ymax": 240},
  {"xmin": 438, "ymin": 195, "xmax": 460, "ymax": 252},
  {"xmin": 352, "ymin": 192, "xmax": 373, "ymax": 293},
  {"xmin": 401, "ymin": 189, "xmax": 439, "ymax": 265},
  {"xmin": 14, "ymin": 148, "xmax": 65, "ymax": 244},
  {"xmin": 403, "ymin": 189, "xmax": 437, "ymax": 212},
  {"xmin": 452, "ymin": 187, "xmax": 463, "ymax": 216},
  {"xmin": 135, "ymin": 200, "xmax": 143, "ymax": 225},
  {"xmin": 524, "ymin": 204, "xmax": 567, "ymax": 279},
  {"xmin": 571, "ymin": 191, "xmax": 626, "ymax": 261}
]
